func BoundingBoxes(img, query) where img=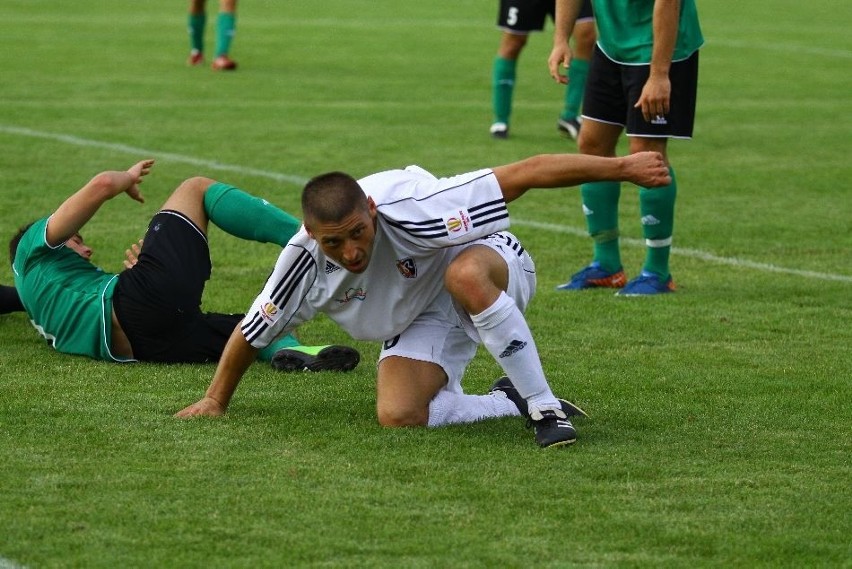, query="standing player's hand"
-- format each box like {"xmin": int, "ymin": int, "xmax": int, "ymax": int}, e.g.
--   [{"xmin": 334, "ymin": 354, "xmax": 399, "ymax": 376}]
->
[
  {"xmin": 548, "ymin": 42, "xmax": 573, "ymax": 84},
  {"xmin": 634, "ymin": 74, "xmax": 672, "ymax": 123}
]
